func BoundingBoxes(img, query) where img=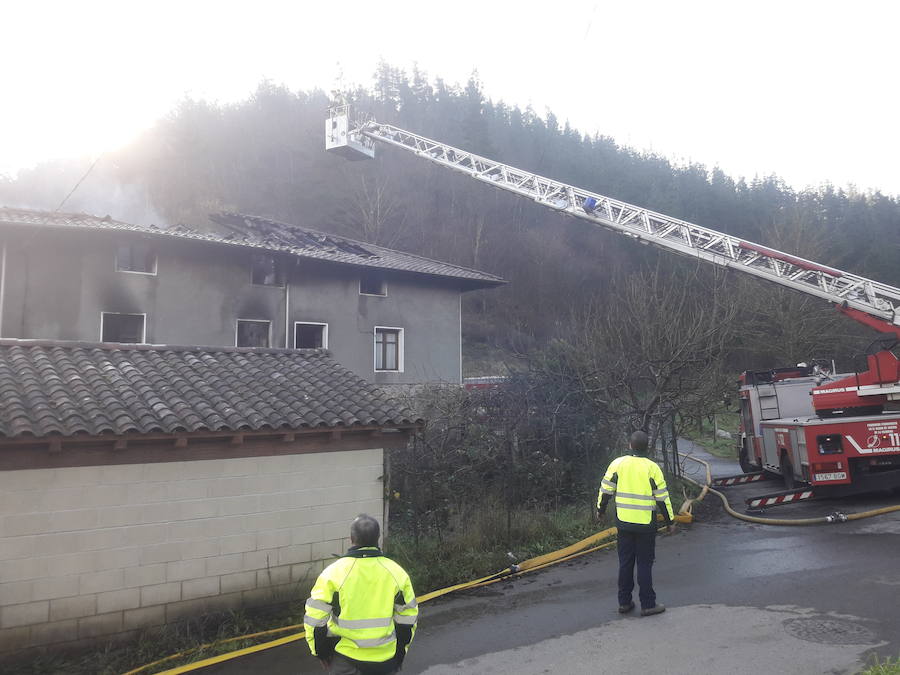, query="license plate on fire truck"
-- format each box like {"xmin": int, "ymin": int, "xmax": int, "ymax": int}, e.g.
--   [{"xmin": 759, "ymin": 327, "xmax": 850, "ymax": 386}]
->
[{"xmin": 814, "ymin": 472, "xmax": 847, "ymax": 481}]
